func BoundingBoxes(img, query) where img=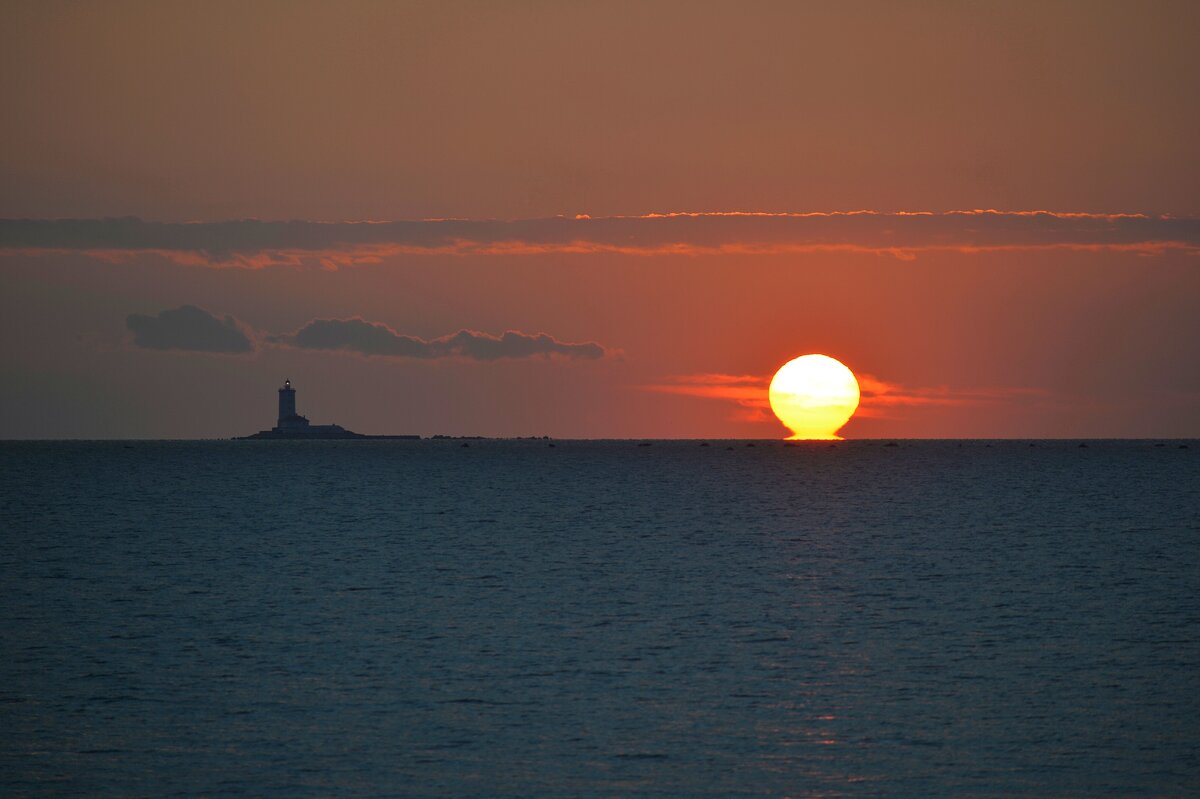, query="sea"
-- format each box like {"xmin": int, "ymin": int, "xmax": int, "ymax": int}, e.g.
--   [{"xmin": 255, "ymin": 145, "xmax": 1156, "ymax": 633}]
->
[{"xmin": 1, "ymin": 439, "xmax": 1197, "ymax": 798}]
